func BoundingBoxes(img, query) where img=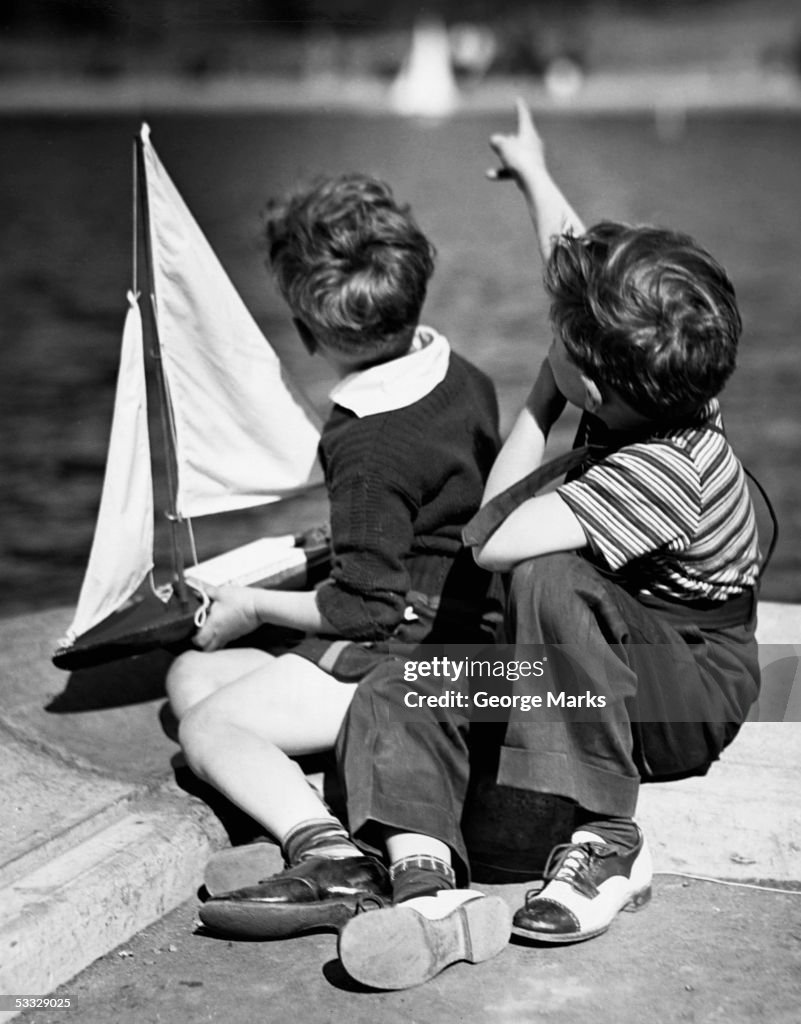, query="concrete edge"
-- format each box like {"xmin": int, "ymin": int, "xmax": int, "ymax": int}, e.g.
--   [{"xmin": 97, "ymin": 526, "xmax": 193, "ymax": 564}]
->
[
  {"xmin": 0, "ymin": 793, "xmax": 135, "ymax": 891},
  {"xmin": 0, "ymin": 792, "xmax": 227, "ymax": 1021},
  {"xmin": 0, "ymin": 726, "xmax": 141, "ymax": 890},
  {"xmin": 638, "ymin": 722, "xmax": 801, "ymax": 881}
]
